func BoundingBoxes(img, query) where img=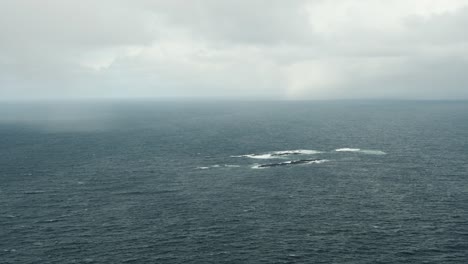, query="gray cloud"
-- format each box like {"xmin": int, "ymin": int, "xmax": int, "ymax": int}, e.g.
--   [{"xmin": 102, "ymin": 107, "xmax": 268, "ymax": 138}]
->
[
  {"xmin": 1, "ymin": 0, "xmax": 468, "ymax": 100},
  {"xmin": 138, "ymin": 0, "xmax": 314, "ymax": 44}
]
